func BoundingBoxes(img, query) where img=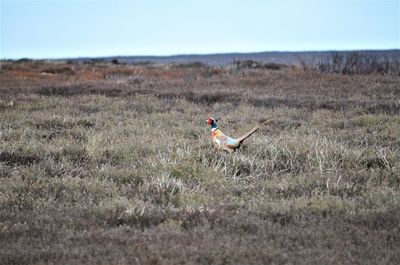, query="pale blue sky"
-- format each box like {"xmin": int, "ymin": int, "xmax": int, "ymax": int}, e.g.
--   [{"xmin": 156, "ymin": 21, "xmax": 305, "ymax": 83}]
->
[{"xmin": 1, "ymin": 0, "xmax": 399, "ymax": 59}]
